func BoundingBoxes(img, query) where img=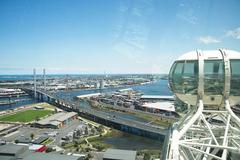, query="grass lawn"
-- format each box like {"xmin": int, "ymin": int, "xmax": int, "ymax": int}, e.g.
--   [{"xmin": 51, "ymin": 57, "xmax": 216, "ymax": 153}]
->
[{"xmin": 0, "ymin": 109, "xmax": 53, "ymax": 123}]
